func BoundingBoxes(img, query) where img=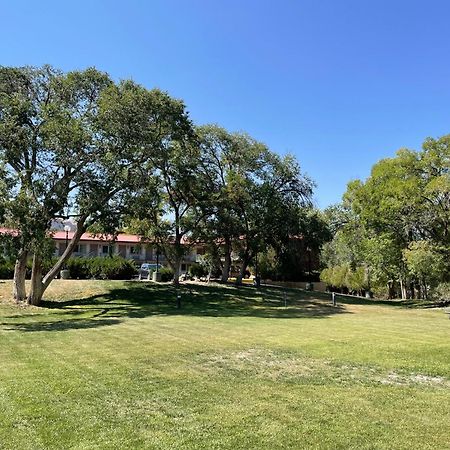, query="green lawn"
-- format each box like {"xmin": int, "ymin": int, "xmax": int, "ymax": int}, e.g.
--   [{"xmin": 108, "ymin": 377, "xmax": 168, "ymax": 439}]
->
[{"xmin": 0, "ymin": 280, "xmax": 449, "ymax": 450}]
